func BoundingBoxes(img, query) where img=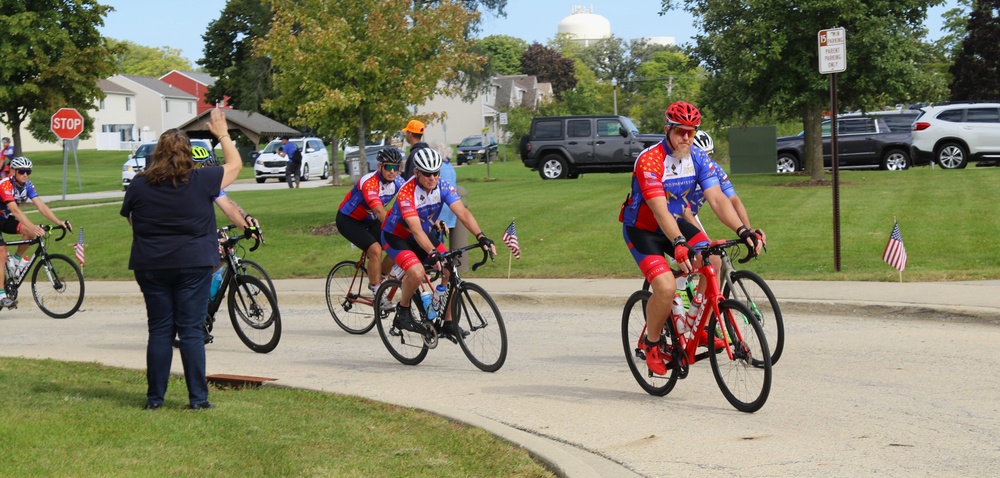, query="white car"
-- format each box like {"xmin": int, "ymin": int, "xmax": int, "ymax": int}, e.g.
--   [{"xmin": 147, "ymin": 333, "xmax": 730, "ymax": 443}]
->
[
  {"xmin": 911, "ymin": 102, "xmax": 1000, "ymax": 169},
  {"xmin": 252, "ymin": 137, "xmax": 330, "ymax": 183},
  {"xmin": 122, "ymin": 139, "xmax": 216, "ymax": 189}
]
